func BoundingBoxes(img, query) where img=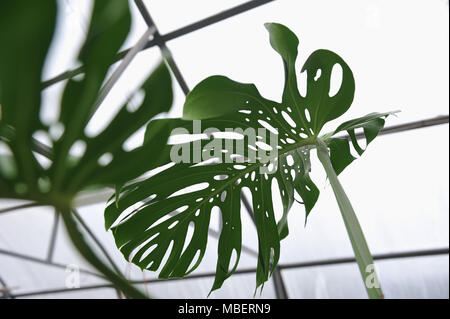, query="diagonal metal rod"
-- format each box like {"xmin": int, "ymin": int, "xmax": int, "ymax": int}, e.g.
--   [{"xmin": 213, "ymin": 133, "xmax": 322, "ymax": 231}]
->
[
  {"xmin": 46, "ymin": 209, "xmax": 60, "ymax": 262},
  {"xmin": 41, "ymin": 0, "xmax": 276, "ymax": 89},
  {"xmin": 160, "ymin": 0, "xmax": 276, "ymax": 43},
  {"xmin": 72, "ymin": 209, "xmax": 123, "ymax": 276},
  {"xmin": 10, "ymin": 247, "xmax": 449, "ymax": 298},
  {"xmin": 272, "ymin": 266, "xmax": 288, "ymax": 299},
  {"xmin": 0, "ymin": 275, "xmax": 15, "ymax": 299},
  {"xmin": 90, "ymin": 25, "xmax": 156, "ymax": 118},
  {"xmin": 353, "ymin": 114, "xmax": 449, "ymax": 139},
  {"xmin": 134, "ymin": 0, "xmax": 190, "ymax": 94}
]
